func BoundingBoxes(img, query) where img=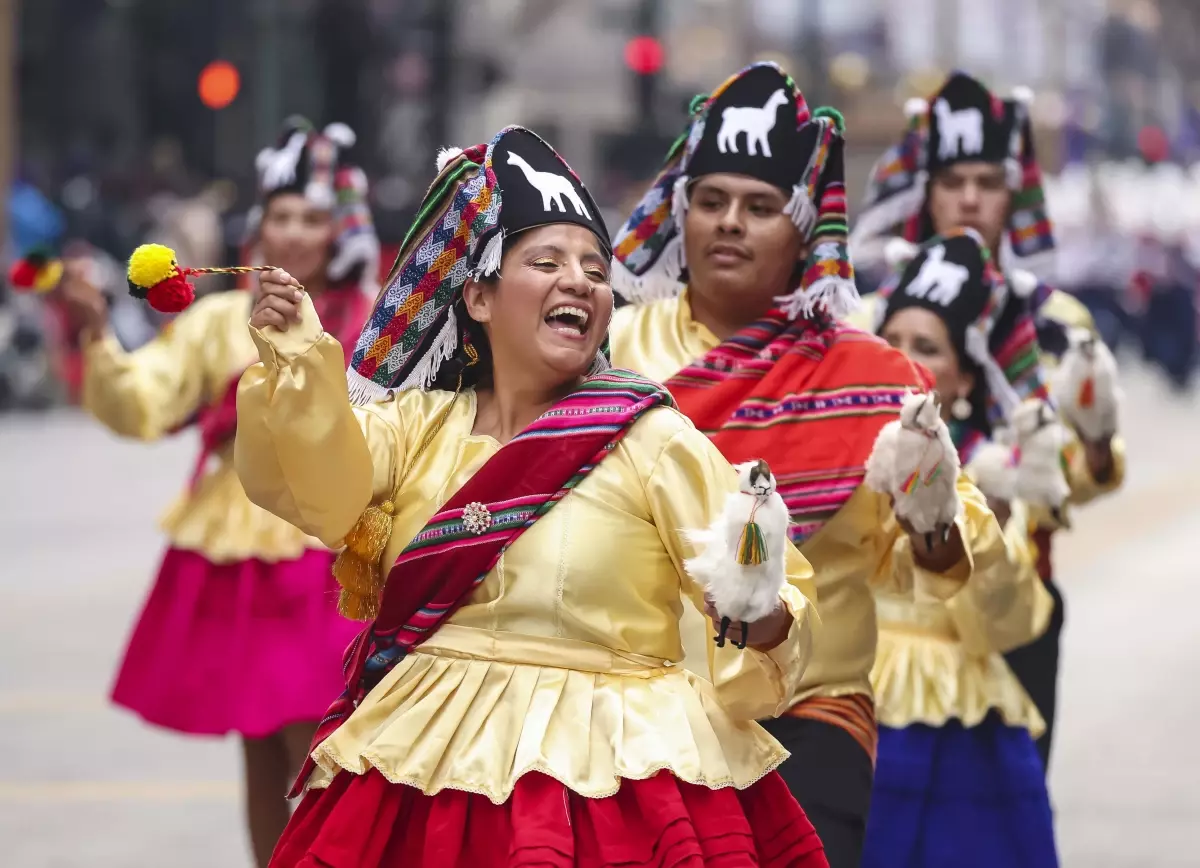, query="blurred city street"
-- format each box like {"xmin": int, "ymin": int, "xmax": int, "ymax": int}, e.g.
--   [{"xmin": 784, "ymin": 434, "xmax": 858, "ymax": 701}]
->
[{"xmin": 0, "ymin": 356, "xmax": 1193, "ymax": 867}]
